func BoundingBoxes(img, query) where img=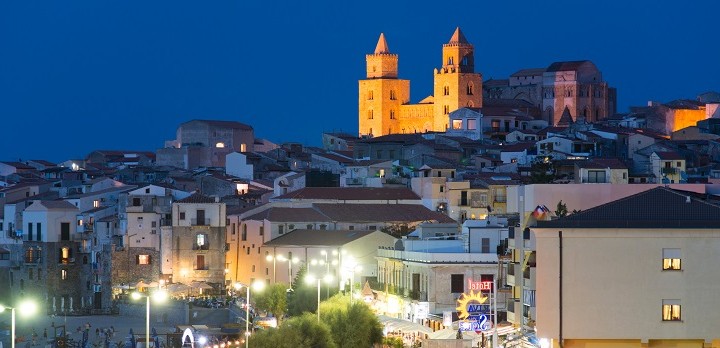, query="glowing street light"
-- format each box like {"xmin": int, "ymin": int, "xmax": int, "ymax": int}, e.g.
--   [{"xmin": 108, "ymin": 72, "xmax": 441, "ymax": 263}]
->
[
  {"xmin": 306, "ymin": 273, "xmax": 333, "ymax": 322},
  {"xmin": 0, "ymin": 299, "xmax": 38, "ymax": 348},
  {"xmin": 131, "ymin": 290, "xmax": 167, "ymax": 348},
  {"xmin": 234, "ymin": 281, "xmax": 265, "ymax": 348},
  {"xmin": 266, "ymin": 254, "xmax": 299, "ymax": 284}
]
